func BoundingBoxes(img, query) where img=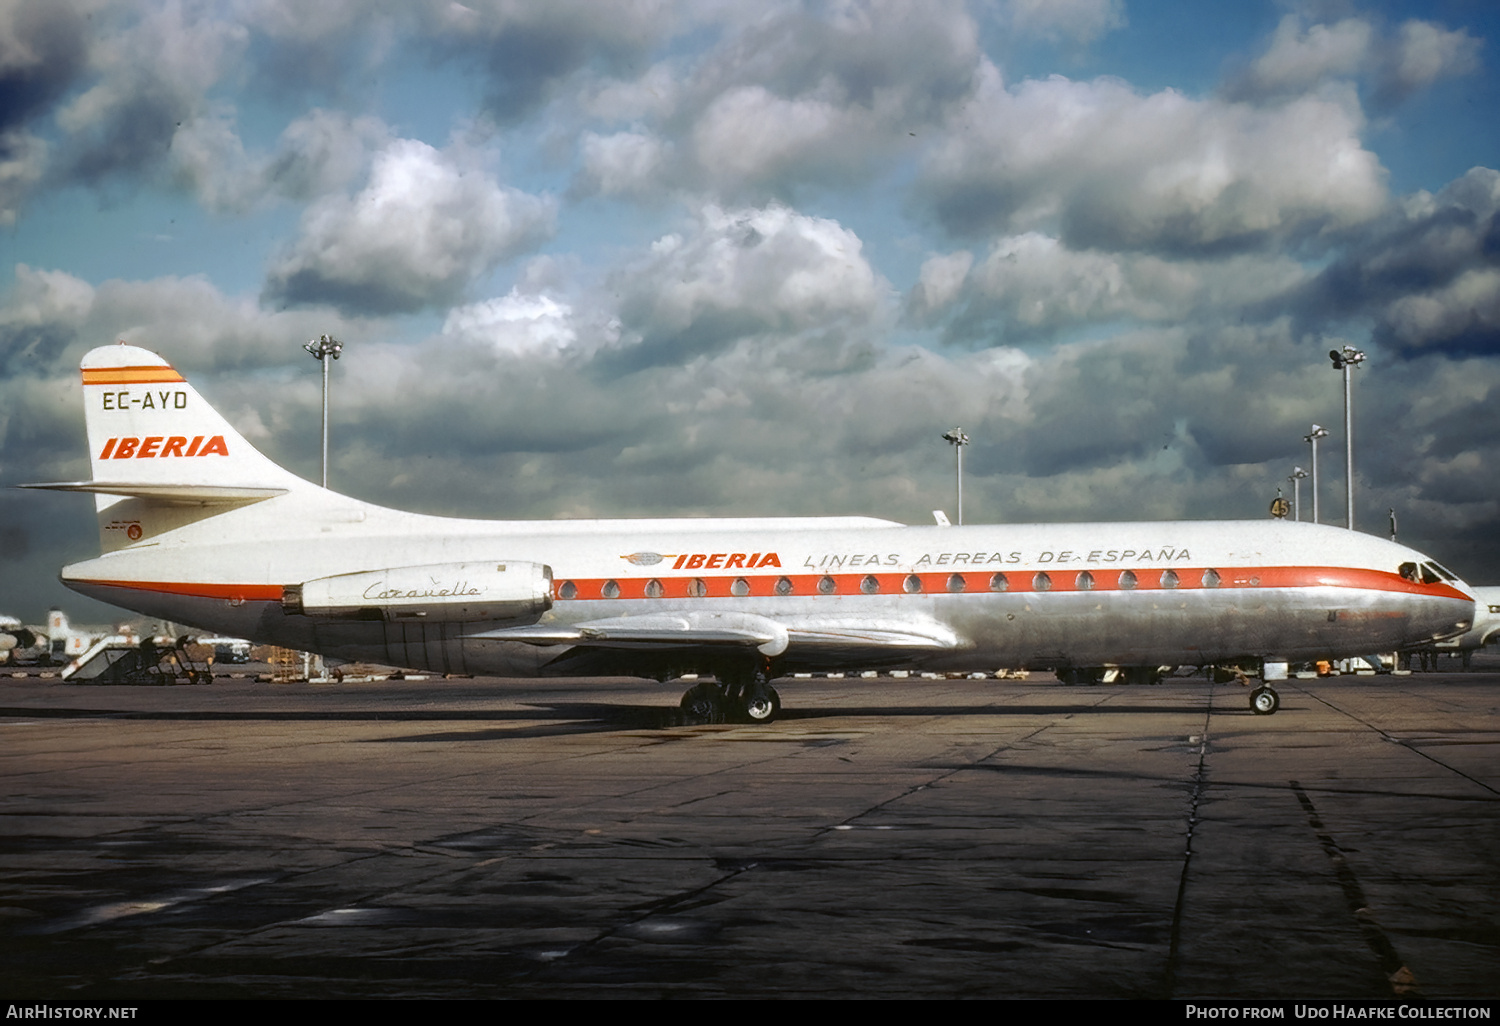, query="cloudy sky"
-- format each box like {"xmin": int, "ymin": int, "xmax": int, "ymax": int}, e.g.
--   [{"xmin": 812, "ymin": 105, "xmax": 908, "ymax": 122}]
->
[{"xmin": 2, "ymin": 0, "xmax": 1498, "ymax": 623}]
